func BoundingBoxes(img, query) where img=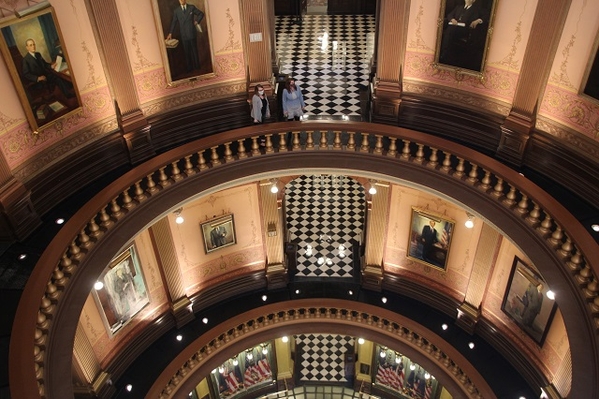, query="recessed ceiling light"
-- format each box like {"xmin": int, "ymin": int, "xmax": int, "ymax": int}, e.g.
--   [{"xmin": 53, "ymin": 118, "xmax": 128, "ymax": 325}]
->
[
  {"xmin": 55, "ymin": 218, "xmax": 65, "ymax": 225},
  {"xmin": 202, "ymin": 317, "xmax": 208, "ymax": 324},
  {"xmin": 125, "ymin": 384, "xmax": 133, "ymax": 392},
  {"xmin": 18, "ymin": 253, "xmax": 27, "ymax": 260},
  {"xmin": 468, "ymin": 342, "xmax": 475, "ymax": 349},
  {"xmin": 381, "ymin": 296, "xmax": 387, "ymax": 304},
  {"xmin": 348, "ymin": 290, "xmax": 353, "ymax": 296},
  {"xmin": 295, "ymin": 289, "xmax": 300, "ymax": 294},
  {"xmin": 176, "ymin": 334, "xmax": 183, "ymax": 341},
  {"xmin": 592, "ymin": 224, "xmax": 599, "ymax": 232},
  {"xmin": 261, "ymin": 294, "xmax": 267, "ymax": 301},
  {"xmin": 94, "ymin": 281, "xmax": 104, "ymax": 290},
  {"xmin": 441, "ymin": 323, "xmax": 448, "ymax": 330}
]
